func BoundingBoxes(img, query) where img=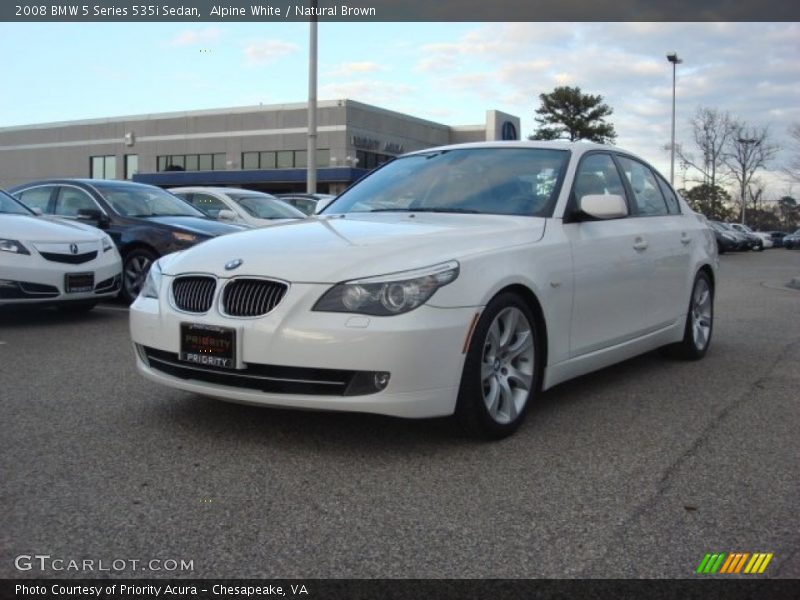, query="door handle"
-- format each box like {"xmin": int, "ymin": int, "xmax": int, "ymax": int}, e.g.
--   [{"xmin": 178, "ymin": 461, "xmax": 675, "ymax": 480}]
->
[
  {"xmin": 633, "ymin": 237, "xmax": 648, "ymax": 251},
  {"xmin": 680, "ymin": 233, "xmax": 692, "ymax": 245}
]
